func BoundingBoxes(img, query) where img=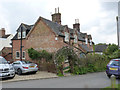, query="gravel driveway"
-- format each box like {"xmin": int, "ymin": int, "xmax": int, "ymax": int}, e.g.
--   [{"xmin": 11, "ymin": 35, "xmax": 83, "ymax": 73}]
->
[{"xmin": 2, "ymin": 71, "xmax": 58, "ymax": 83}]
